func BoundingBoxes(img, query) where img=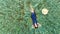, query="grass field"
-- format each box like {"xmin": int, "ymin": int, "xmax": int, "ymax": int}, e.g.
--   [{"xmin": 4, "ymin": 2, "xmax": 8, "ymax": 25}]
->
[{"xmin": 0, "ymin": 0, "xmax": 60, "ymax": 34}]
